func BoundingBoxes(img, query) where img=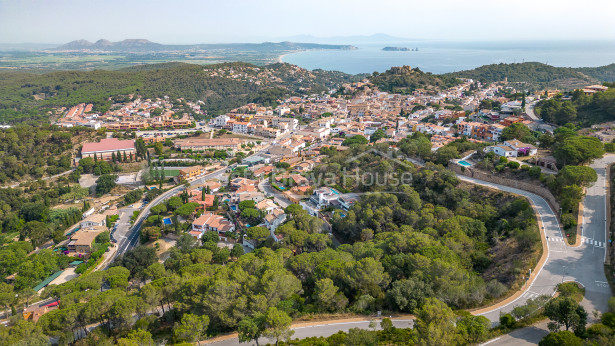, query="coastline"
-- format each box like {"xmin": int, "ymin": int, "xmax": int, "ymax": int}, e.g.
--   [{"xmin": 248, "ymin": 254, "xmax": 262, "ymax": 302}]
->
[{"xmin": 276, "ymin": 53, "xmax": 288, "ymax": 63}]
